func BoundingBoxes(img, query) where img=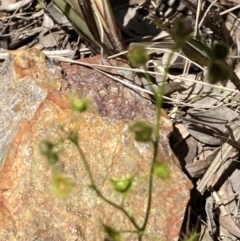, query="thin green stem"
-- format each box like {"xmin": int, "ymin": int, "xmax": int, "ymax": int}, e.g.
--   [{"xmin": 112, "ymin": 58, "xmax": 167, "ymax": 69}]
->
[
  {"xmin": 139, "ymin": 46, "xmax": 179, "ymax": 240},
  {"xmin": 68, "ymin": 44, "xmax": 180, "ymax": 240},
  {"xmin": 74, "ymin": 141, "xmax": 141, "ymax": 230}
]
